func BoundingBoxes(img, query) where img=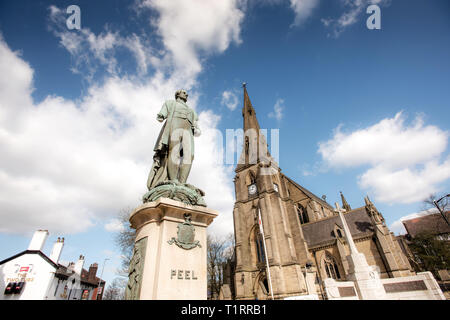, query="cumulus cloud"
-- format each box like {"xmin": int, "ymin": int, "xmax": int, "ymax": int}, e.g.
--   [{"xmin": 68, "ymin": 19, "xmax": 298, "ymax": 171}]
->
[
  {"xmin": 105, "ymin": 219, "xmax": 126, "ymax": 233},
  {"xmin": 138, "ymin": 0, "xmax": 244, "ymax": 84},
  {"xmin": 0, "ymin": 0, "xmax": 243, "ymax": 237},
  {"xmin": 48, "ymin": 6, "xmax": 158, "ymax": 81},
  {"xmin": 221, "ymin": 90, "xmax": 239, "ymax": 111},
  {"xmin": 359, "ymin": 159, "xmax": 450, "ymax": 204},
  {"xmin": 268, "ymin": 98, "xmax": 285, "ymax": 122},
  {"xmin": 289, "ymin": 0, "xmax": 320, "ymax": 27},
  {"xmin": 318, "ymin": 112, "xmax": 450, "ymax": 204}
]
